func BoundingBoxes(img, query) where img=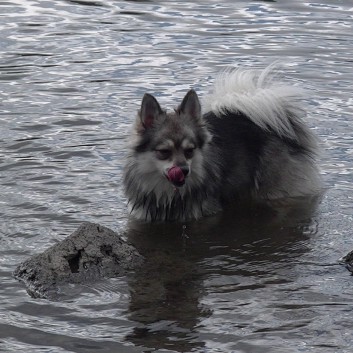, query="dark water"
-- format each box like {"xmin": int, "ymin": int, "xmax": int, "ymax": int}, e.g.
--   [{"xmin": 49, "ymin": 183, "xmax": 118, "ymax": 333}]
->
[{"xmin": 1, "ymin": 1, "xmax": 353, "ymax": 352}]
